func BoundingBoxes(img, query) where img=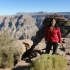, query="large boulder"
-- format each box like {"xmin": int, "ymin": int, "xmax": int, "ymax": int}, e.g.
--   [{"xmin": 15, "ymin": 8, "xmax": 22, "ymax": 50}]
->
[
  {"xmin": 12, "ymin": 39, "xmax": 33, "ymax": 61},
  {"xmin": 21, "ymin": 39, "xmax": 33, "ymax": 48}
]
